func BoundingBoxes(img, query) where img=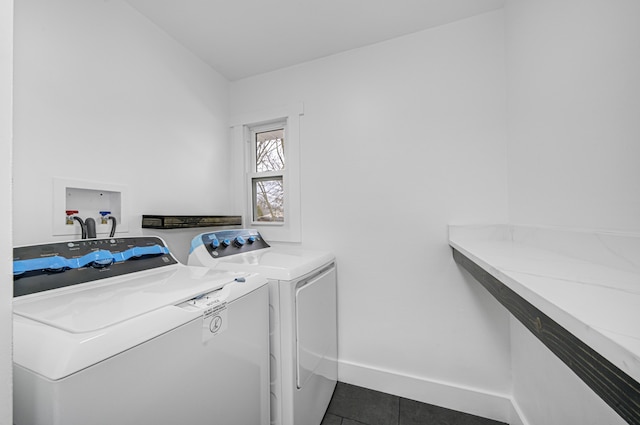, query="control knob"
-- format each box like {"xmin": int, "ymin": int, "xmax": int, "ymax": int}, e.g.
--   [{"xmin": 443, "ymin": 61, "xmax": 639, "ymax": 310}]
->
[
  {"xmin": 91, "ymin": 258, "xmax": 114, "ymax": 269},
  {"xmin": 210, "ymin": 239, "xmax": 220, "ymax": 249},
  {"xmin": 233, "ymin": 236, "xmax": 246, "ymax": 247},
  {"xmin": 220, "ymin": 238, "xmax": 231, "ymax": 248}
]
